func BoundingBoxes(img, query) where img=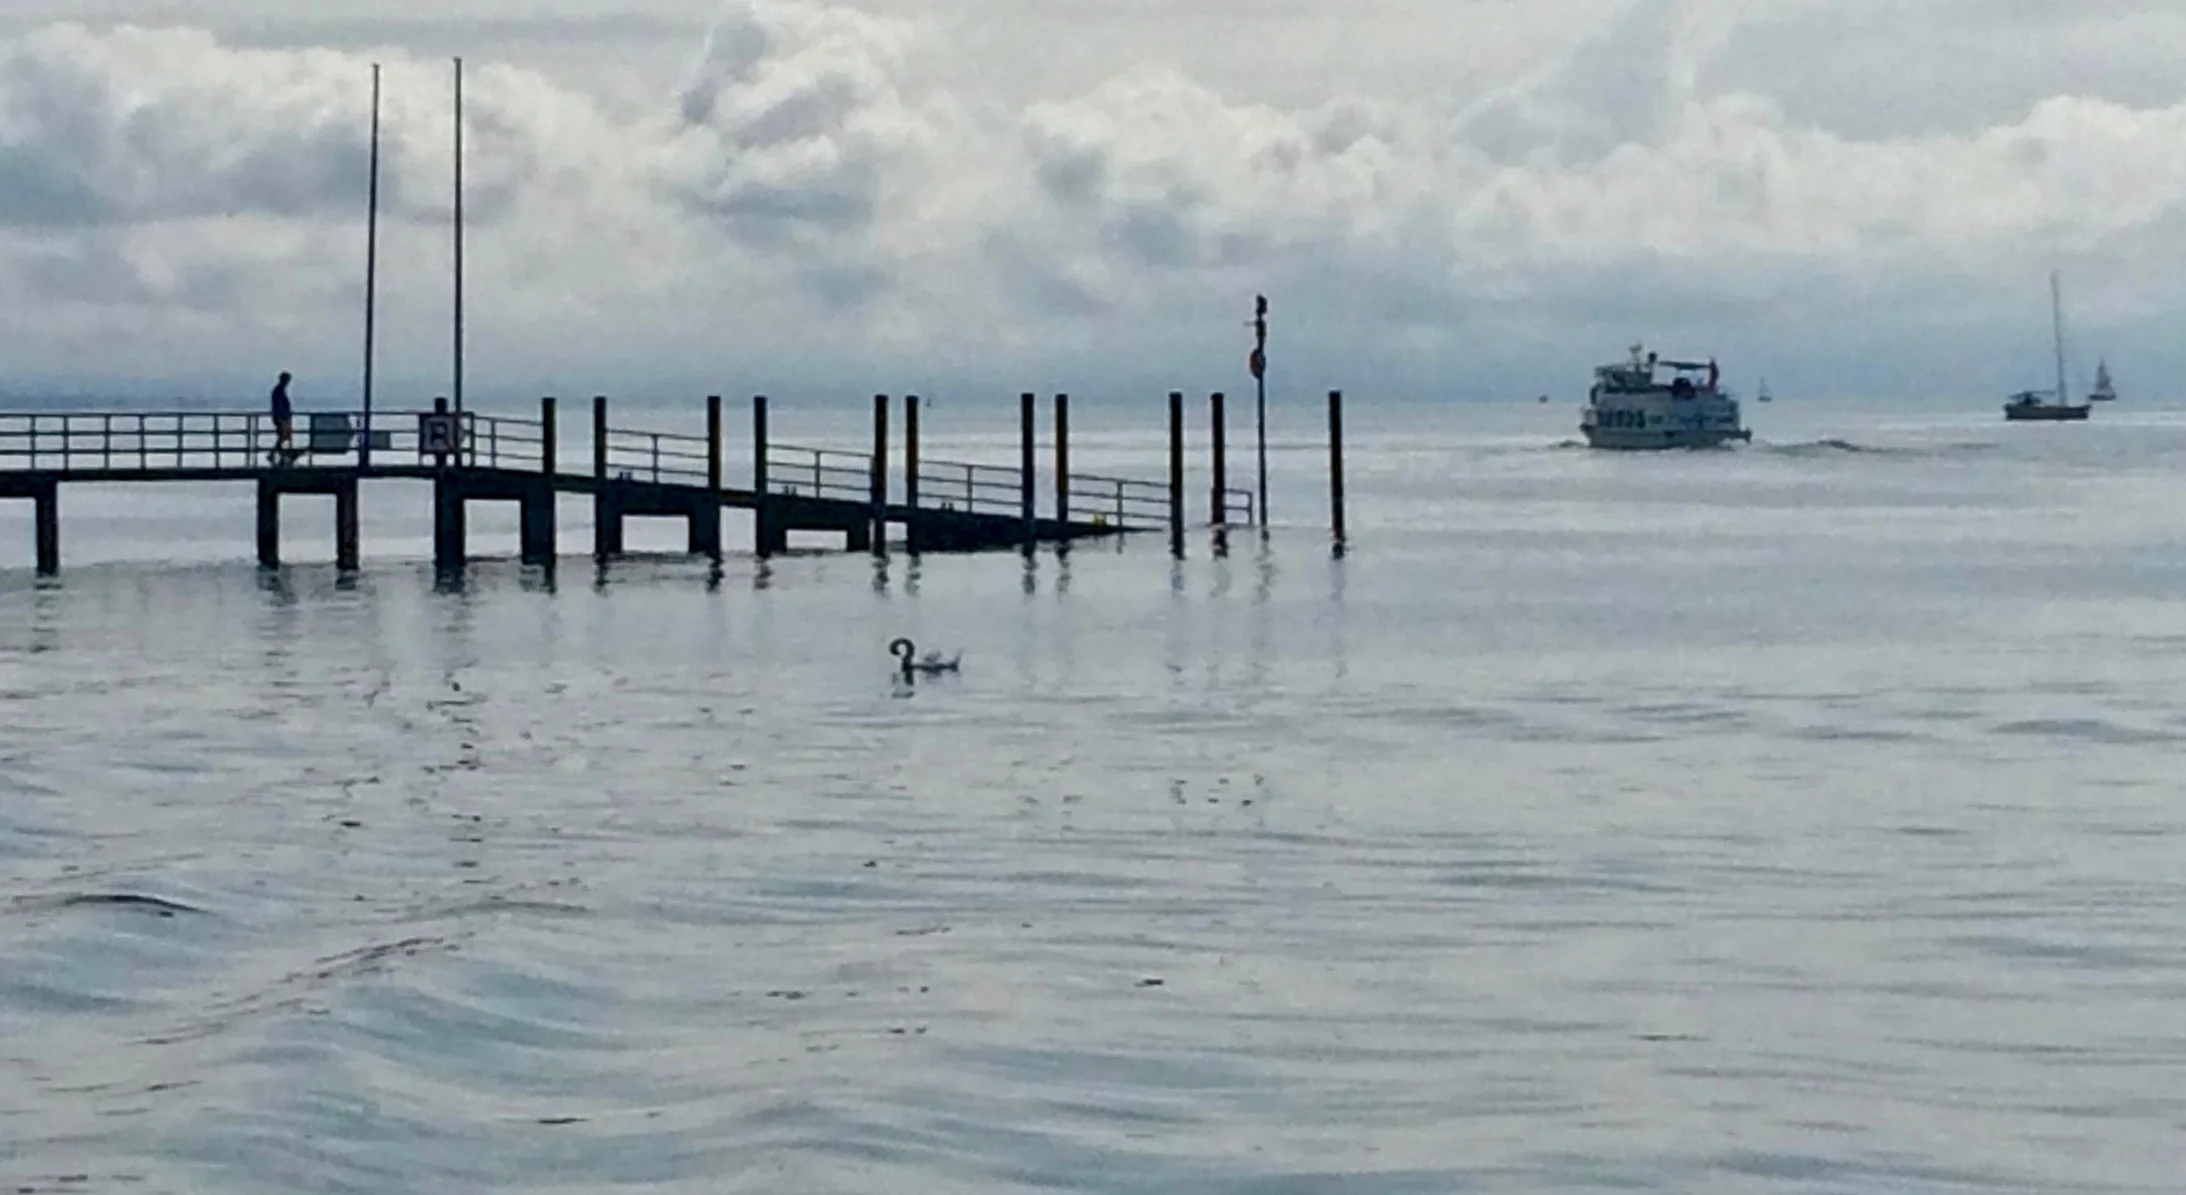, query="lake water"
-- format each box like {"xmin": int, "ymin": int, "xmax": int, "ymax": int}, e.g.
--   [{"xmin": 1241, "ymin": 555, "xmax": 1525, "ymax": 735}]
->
[{"xmin": 3, "ymin": 395, "xmax": 2183, "ymax": 1192}]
